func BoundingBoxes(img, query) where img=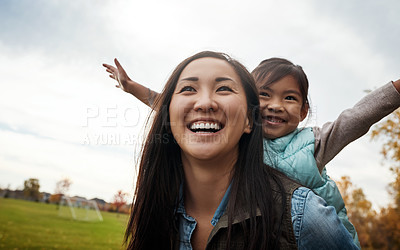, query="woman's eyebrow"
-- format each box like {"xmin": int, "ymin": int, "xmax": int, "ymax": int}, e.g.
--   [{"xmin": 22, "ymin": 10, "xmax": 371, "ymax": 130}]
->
[
  {"xmin": 180, "ymin": 77, "xmax": 198, "ymax": 82},
  {"xmin": 215, "ymin": 77, "xmax": 234, "ymax": 82}
]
